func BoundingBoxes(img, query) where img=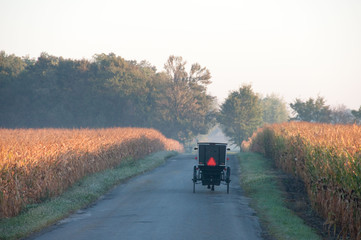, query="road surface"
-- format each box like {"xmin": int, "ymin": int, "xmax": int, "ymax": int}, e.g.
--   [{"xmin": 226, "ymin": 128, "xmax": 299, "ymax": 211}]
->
[{"xmin": 28, "ymin": 154, "xmax": 263, "ymax": 240}]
